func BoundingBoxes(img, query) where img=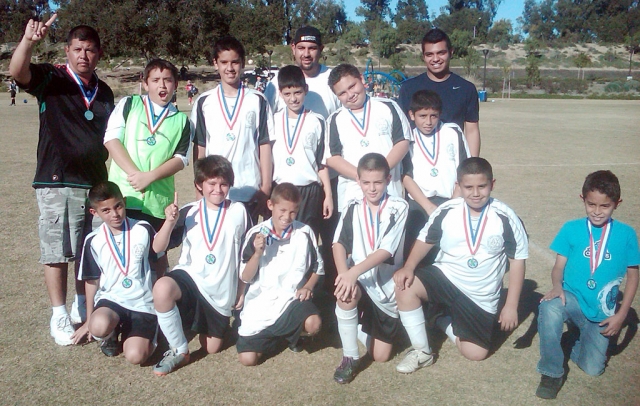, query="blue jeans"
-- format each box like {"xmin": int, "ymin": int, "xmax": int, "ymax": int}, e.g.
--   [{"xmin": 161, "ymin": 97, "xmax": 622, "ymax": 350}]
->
[{"xmin": 537, "ymin": 291, "xmax": 608, "ymax": 378}]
